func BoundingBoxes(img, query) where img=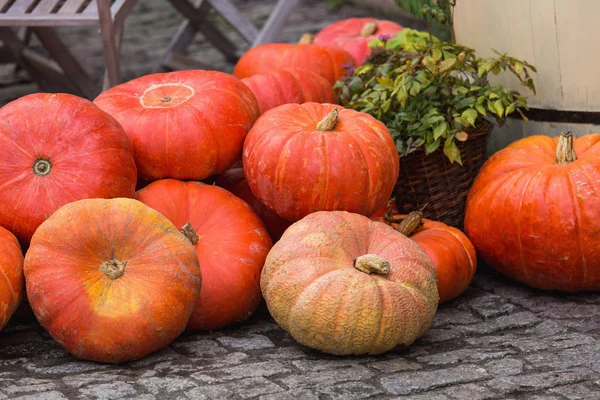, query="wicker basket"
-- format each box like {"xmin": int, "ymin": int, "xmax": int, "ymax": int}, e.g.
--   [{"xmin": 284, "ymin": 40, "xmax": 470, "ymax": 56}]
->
[{"xmin": 393, "ymin": 120, "xmax": 494, "ymax": 229}]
